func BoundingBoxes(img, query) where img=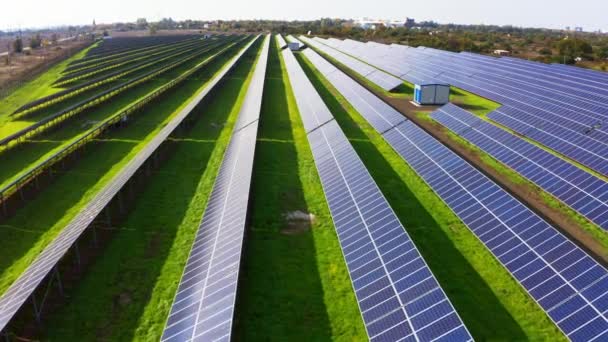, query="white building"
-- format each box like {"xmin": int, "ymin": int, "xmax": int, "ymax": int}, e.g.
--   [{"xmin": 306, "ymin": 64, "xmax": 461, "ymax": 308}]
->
[
  {"xmin": 355, "ymin": 18, "xmax": 411, "ymax": 30},
  {"xmin": 493, "ymin": 49, "xmax": 511, "ymax": 56}
]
